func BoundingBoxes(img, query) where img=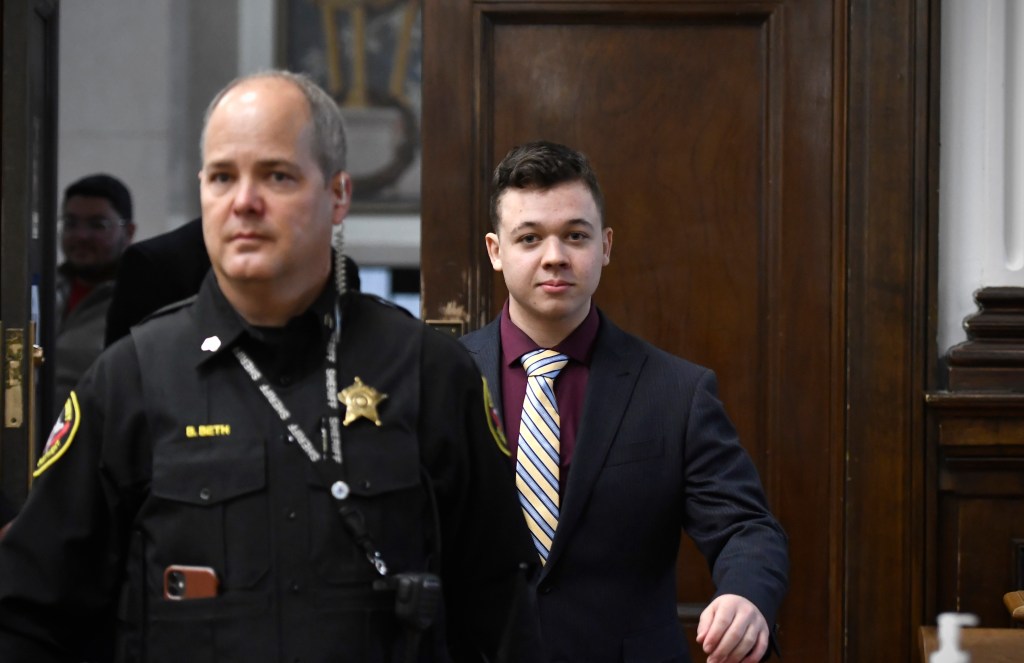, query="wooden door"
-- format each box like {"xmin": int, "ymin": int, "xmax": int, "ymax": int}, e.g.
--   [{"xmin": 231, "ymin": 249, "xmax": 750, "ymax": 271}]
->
[
  {"xmin": 425, "ymin": 2, "xmax": 836, "ymax": 660},
  {"xmin": 0, "ymin": 0, "xmax": 59, "ymax": 506},
  {"xmin": 421, "ymin": 0, "xmax": 934, "ymax": 661}
]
